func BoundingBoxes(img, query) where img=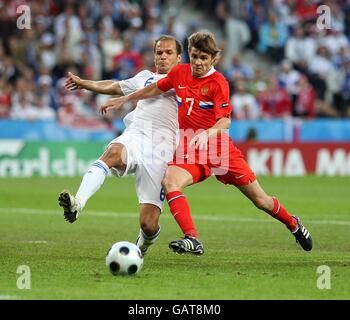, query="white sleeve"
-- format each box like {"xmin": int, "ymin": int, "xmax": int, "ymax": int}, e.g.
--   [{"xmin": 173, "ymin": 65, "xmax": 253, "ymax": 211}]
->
[{"xmin": 119, "ymin": 70, "xmax": 151, "ymax": 95}]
